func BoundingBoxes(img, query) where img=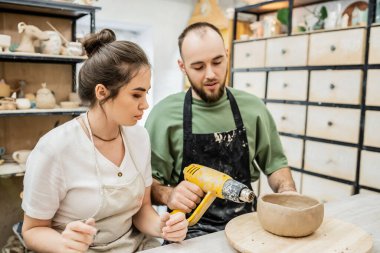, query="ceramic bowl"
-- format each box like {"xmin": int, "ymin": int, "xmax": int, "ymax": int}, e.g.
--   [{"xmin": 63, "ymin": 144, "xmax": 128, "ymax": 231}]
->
[{"xmin": 257, "ymin": 193, "xmax": 324, "ymax": 237}]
